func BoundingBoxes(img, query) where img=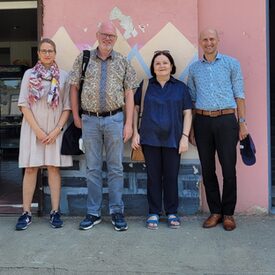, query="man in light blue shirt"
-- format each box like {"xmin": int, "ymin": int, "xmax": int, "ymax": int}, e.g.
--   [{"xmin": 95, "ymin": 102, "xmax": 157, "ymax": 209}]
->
[{"xmin": 188, "ymin": 28, "xmax": 249, "ymax": 231}]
